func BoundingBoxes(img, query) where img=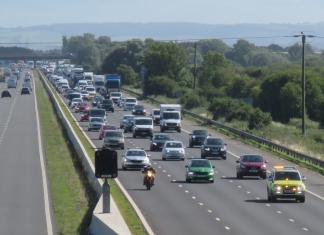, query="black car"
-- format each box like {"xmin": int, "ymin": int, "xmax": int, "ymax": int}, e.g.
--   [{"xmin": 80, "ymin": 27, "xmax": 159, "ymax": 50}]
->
[
  {"xmin": 150, "ymin": 134, "xmax": 172, "ymax": 151},
  {"xmin": 123, "ymin": 119, "xmax": 134, "ymax": 133},
  {"xmin": 98, "ymin": 99, "xmax": 114, "ymax": 112},
  {"xmin": 201, "ymin": 137, "xmax": 227, "ymax": 160},
  {"xmin": 132, "ymin": 105, "xmax": 146, "ymax": 115},
  {"xmin": 91, "ymin": 96, "xmax": 103, "ymax": 107},
  {"xmin": 21, "ymin": 87, "xmax": 30, "ymax": 95},
  {"xmin": 189, "ymin": 130, "xmax": 210, "ymax": 147},
  {"xmin": 1, "ymin": 90, "xmax": 11, "ymax": 98}
]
